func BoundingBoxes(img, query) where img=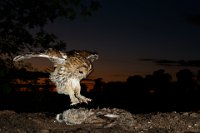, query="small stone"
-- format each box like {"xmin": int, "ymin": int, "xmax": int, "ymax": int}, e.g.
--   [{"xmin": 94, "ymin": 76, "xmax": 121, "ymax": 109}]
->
[
  {"xmin": 182, "ymin": 112, "xmax": 189, "ymax": 116},
  {"xmin": 190, "ymin": 113, "xmax": 198, "ymax": 118}
]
